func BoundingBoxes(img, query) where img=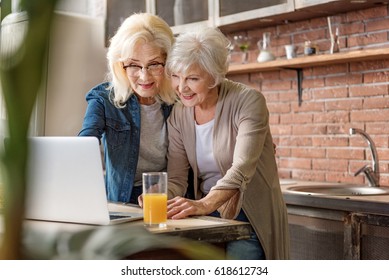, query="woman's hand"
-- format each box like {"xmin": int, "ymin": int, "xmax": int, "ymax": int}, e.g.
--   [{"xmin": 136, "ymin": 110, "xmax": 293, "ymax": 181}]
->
[
  {"xmin": 137, "ymin": 194, "xmax": 143, "ymax": 208},
  {"xmin": 167, "ymin": 196, "xmax": 211, "ymax": 219}
]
